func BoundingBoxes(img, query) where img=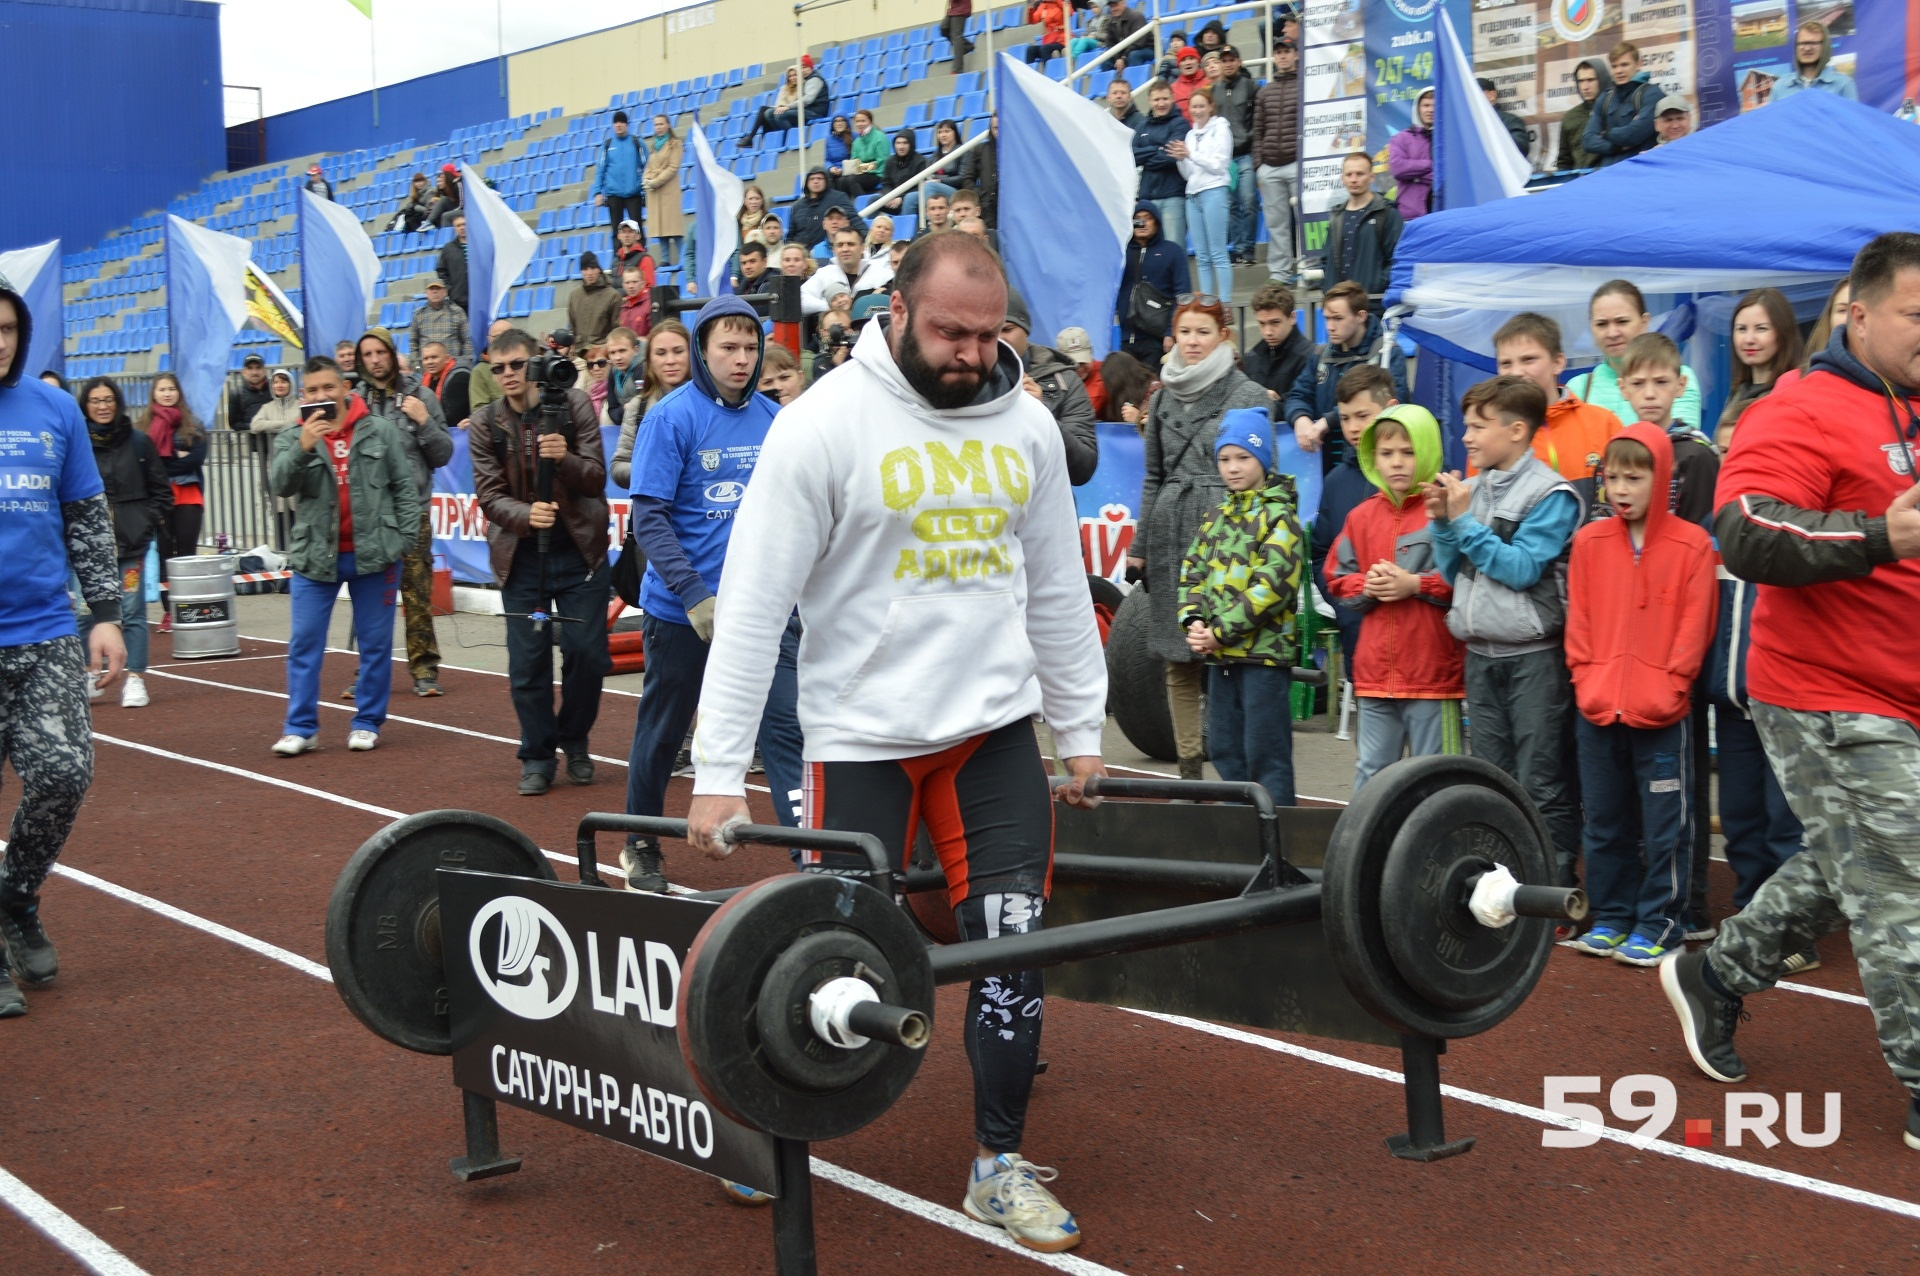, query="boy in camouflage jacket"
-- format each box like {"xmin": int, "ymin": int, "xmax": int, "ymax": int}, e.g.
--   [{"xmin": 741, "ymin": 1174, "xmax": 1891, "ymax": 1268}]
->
[{"xmin": 1178, "ymin": 409, "xmax": 1306, "ymax": 804}]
